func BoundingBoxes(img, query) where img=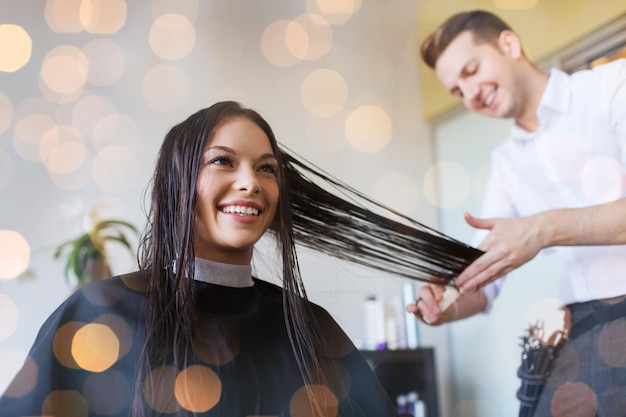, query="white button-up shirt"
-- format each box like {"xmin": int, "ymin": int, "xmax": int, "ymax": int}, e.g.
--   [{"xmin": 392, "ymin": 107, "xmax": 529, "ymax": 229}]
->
[{"xmin": 481, "ymin": 58, "xmax": 626, "ymax": 307}]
